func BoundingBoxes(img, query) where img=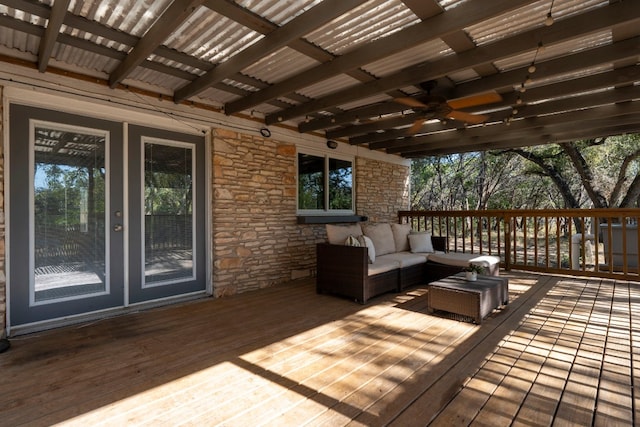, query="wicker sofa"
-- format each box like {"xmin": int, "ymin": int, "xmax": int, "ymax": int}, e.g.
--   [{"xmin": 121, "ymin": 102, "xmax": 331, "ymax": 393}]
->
[{"xmin": 316, "ymin": 222, "xmax": 500, "ymax": 303}]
